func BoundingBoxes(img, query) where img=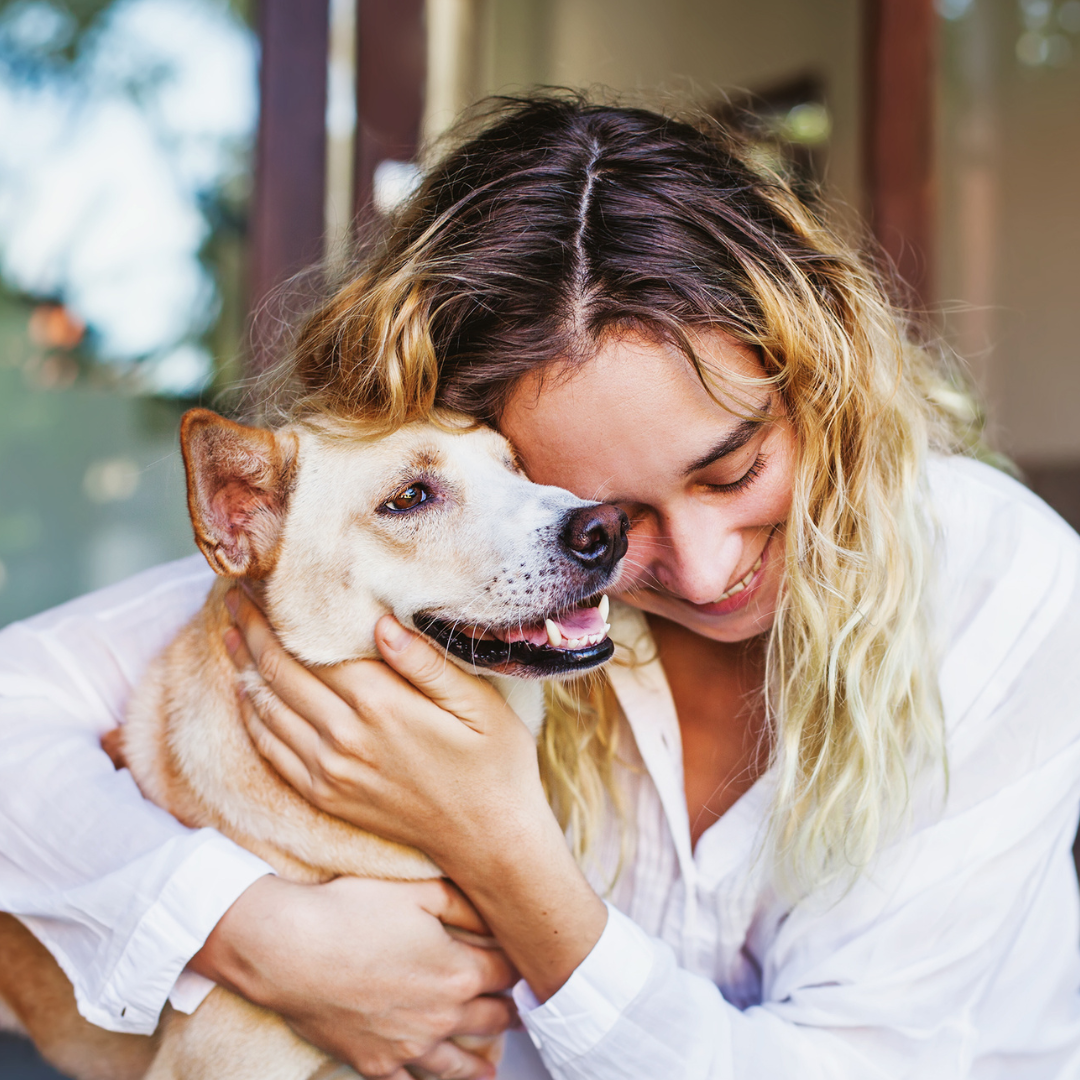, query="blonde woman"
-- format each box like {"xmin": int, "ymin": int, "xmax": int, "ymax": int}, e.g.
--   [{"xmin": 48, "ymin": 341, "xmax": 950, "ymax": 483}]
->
[{"xmin": 3, "ymin": 97, "xmax": 1080, "ymax": 1079}]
